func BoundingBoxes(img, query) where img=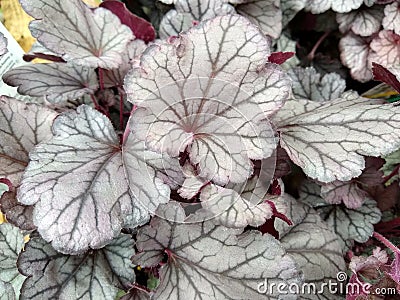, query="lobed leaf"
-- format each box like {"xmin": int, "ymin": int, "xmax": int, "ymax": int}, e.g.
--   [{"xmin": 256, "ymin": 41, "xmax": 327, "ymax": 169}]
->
[
  {"xmin": 281, "ymin": 0, "xmax": 306, "ymax": 27},
  {"xmin": 320, "ymin": 181, "xmax": 368, "ymax": 209},
  {"xmin": 382, "ymin": 1, "xmax": 400, "ymax": 35},
  {"xmin": 200, "ymin": 184, "xmax": 273, "ymax": 228},
  {"xmin": 305, "ymin": 0, "xmax": 369, "ymax": 14},
  {"xmin": 299, "ymin": 182, "xmax": 381, "ymax": 251},
  {"xmin": 133, "ymin": 202, "xmax": 302, "ymax": 300},
  {"xmin": 339, "ymin": 33, "xmax": 373, "ymax": 82},
  {"xmin": 125, "ymin": 15, "xmax": 289, "ymax": 185},
  {"xmin": 159, "ymin": 0, "xmax": 235, "ymax": 38},
  {"xmin": 235, "ymin": 0, "xmax": 282, "ymax": 39},
  {"xmin": 336, "ymin": 6, "xmax": 383, "ymax": 37},
  {"xmin": 273, "ymin": 97, "xmax": 400, "ymax": 183},
  {"xmin": 370, "ymin": 30, "xmax": 400, "ymax": 68},
  {"xmin": 0, "ymin": 188, "xmax": 35, "ymax": 231},
  {"xmin": 288, "ymin": 67, "xmax": 346, "ymax": 101},
  {"xmin": 17, "ymin": 105, "xmax": 154, "ymax": 254},
  {"xmin": 3, "ymin": 63, "xmax": 99, "ymax": 103},
  {"xmin": 275, "ymin": 194, "xmax": 346, "ymax": 300},
  {"xmin": 18, "ymin": 233, "xmax": 135, "ymax": 300},
  {"xmin": 20, "ymin": 0, "xmax": 134, "ymax": 69},
  {"xmin": 0, "ymin": 96, "xmax": 57, "ymax": 186}
]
